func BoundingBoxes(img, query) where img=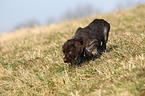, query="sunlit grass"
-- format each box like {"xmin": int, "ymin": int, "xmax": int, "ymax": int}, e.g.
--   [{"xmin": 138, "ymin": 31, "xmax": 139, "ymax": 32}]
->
[{"xmin": 0, "ymin": 4, "xmax": 145, "ymax": 96}]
